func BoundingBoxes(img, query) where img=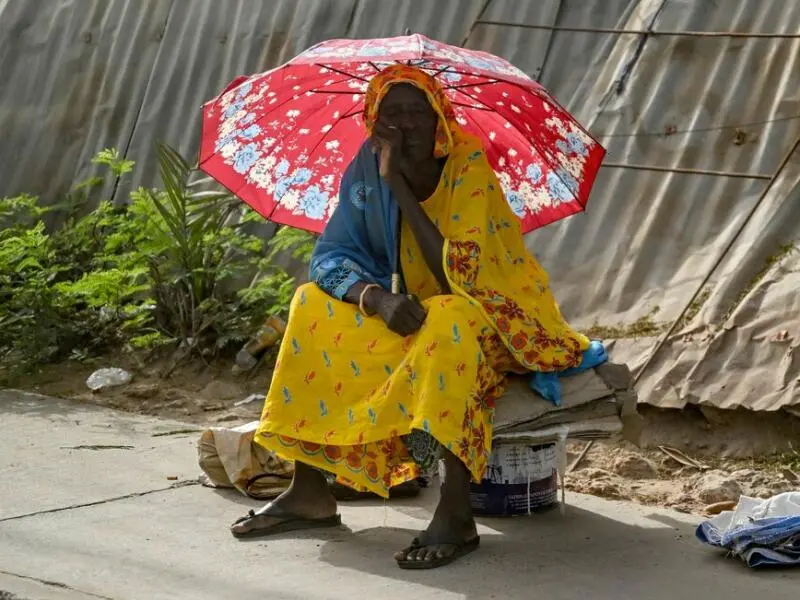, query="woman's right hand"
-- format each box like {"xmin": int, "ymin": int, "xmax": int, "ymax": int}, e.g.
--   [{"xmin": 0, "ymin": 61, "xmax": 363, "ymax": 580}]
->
[
  {"xmin": 368, "ymin": 287, "xmax": 427, "ymax": 337},
  {"xmin": 371, "ymin": 122, "xmax": 405, "ymax": 186}
]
